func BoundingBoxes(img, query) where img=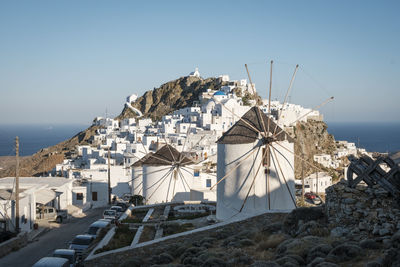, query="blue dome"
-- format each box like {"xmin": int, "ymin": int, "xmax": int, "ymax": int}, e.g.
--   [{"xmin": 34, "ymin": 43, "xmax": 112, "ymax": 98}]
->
[{"xmin": 213, "ymin": 91, "xmax": 226, "ymax": 96}]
